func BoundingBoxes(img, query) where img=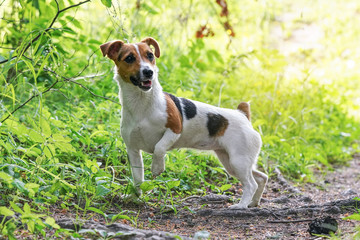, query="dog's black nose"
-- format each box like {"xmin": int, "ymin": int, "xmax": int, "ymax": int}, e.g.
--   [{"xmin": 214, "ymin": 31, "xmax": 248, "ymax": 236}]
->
[{"xmin": 142, "ymin": 69, "xmax": 153, "ymax": 78}]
